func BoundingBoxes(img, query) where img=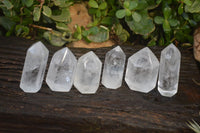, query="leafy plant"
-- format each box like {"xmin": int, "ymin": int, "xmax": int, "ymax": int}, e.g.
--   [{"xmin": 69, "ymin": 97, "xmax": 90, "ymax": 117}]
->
[
  {"xmin": 187, "ymin": 120, "xmax": 200, "ymax": 133},
  {"xmin": 116, "ymin": 0, "xmax": 158, "ymax": 36},
  {"xmin": 0, "ymin": 0, "xmax": 200, "ymax": 46}
]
